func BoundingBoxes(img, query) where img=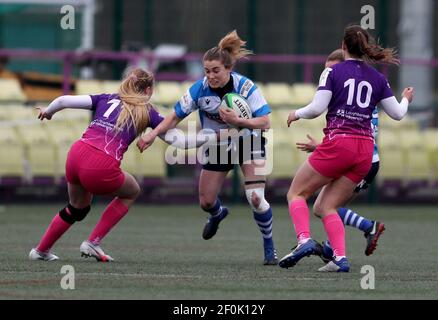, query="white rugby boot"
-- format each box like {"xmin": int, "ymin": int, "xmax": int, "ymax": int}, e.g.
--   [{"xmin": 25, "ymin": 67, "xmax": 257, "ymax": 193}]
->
[
  {"xmin": 29, "ymin": 248, "xmax": 59, "ymax": 261},
  {"xmin": 80, "ymin": 240, "xmax": 114, "ymax": 262}
]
